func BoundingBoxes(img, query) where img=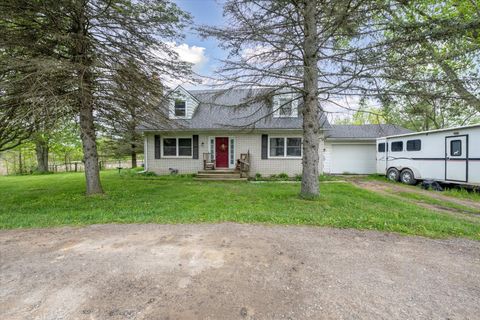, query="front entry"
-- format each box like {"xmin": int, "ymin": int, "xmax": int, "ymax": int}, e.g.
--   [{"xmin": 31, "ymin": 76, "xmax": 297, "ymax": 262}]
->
[{"xmin": 215, "ymin": 137, "xmax": 229, "ymax": 168}]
